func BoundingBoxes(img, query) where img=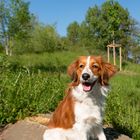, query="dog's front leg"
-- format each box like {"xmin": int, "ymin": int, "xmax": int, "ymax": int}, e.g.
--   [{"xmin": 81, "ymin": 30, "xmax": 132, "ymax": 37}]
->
[{"xmin": 92, "ymin": 125, "xmax": 106, "ymax": 140}]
